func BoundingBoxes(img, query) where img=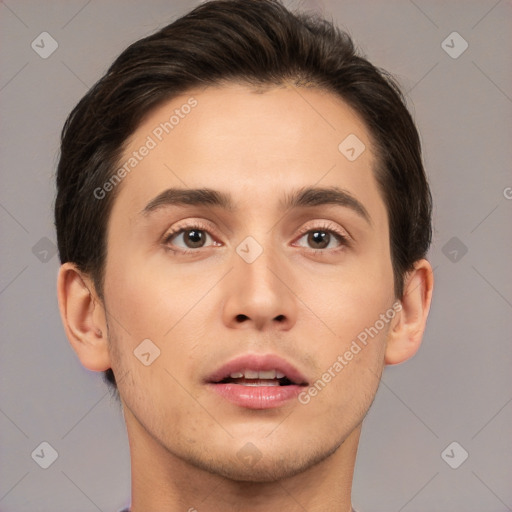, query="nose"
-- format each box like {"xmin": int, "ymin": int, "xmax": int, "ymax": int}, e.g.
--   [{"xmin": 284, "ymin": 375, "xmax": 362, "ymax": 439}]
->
[{"xmin": 221, "ymin": 241, "xmax": 298, "ymax": 331}]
